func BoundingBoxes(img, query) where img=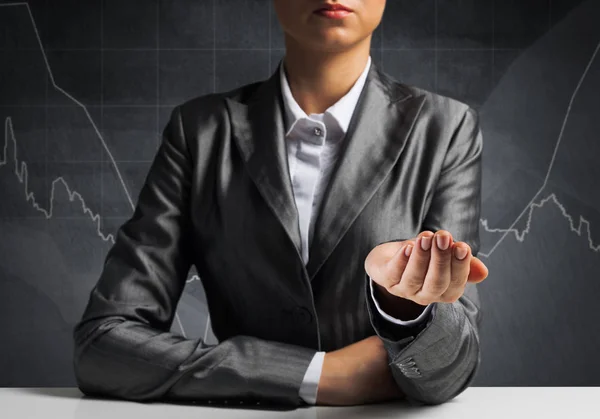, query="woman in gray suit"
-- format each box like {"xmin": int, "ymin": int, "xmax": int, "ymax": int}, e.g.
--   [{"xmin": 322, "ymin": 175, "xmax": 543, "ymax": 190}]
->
[{"xmin": 73, "ymin": 0, "xmax": 489, "ymax": 408}]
